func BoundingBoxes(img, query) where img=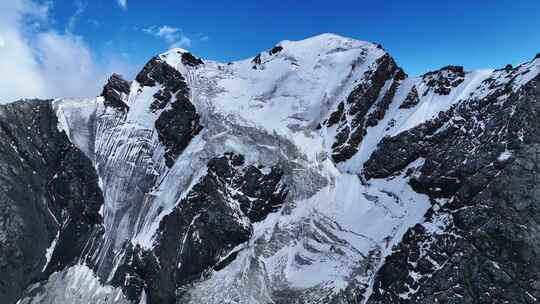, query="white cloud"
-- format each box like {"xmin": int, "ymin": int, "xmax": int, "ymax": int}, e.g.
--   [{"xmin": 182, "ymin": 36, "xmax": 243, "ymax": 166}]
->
[
  {"xmin": 143, "ymin": 25, "xmax": 192, "ymax": 49},
  {"xmin": 0, "ymin": 0, "xmax": 135, "ymax": 103},
  {"xmin": 116, "ymin": 0, "xmax": 127, "ymax": 10},
  {"xmin": 35, "ymin": 32, "xmax": 102, "ymax": 99}
]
